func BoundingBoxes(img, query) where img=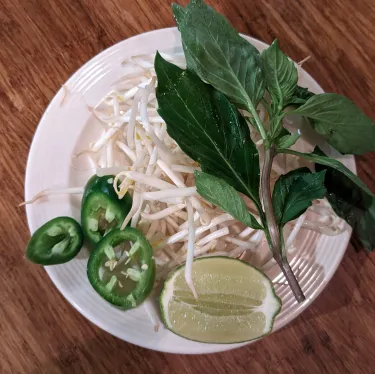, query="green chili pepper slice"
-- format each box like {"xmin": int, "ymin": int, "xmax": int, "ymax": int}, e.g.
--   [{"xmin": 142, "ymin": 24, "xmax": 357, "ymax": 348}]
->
[
  {"xmin": 81, "ymin": 175, "xmax": 132, "ymax": 246},
  {"xmin": 82, "ymin": 174, "xmax": 120, "ymax": 204},
  {"xmin": 87, "ymin": 228, "xmax": 155, "ymax": 309},
  {"xmin": 26, "ymin": 217, "xmax": 83, "ymax": 265}
]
